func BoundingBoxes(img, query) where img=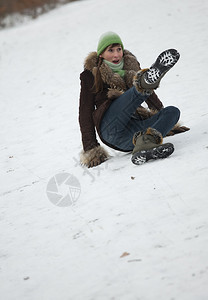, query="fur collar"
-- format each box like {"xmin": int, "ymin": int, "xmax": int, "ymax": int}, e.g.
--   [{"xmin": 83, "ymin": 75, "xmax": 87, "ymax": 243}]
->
[{"xmin": 84, "ymin": 50, "xmax": 141, "ymax": 98}]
